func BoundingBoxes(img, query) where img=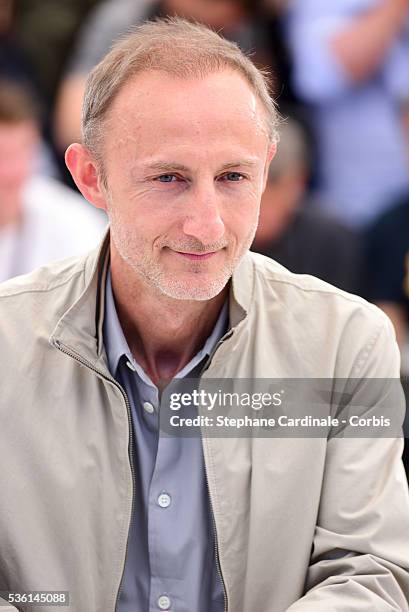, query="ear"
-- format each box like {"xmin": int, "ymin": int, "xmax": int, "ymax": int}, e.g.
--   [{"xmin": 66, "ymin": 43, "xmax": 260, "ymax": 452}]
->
[
  {"xmin": 262, "ymin": 143, "xmax": 277, "ymax": 192},
  {"xmin": 65, "ymin": 143, "xmax": 108, "ymax": 211}
]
